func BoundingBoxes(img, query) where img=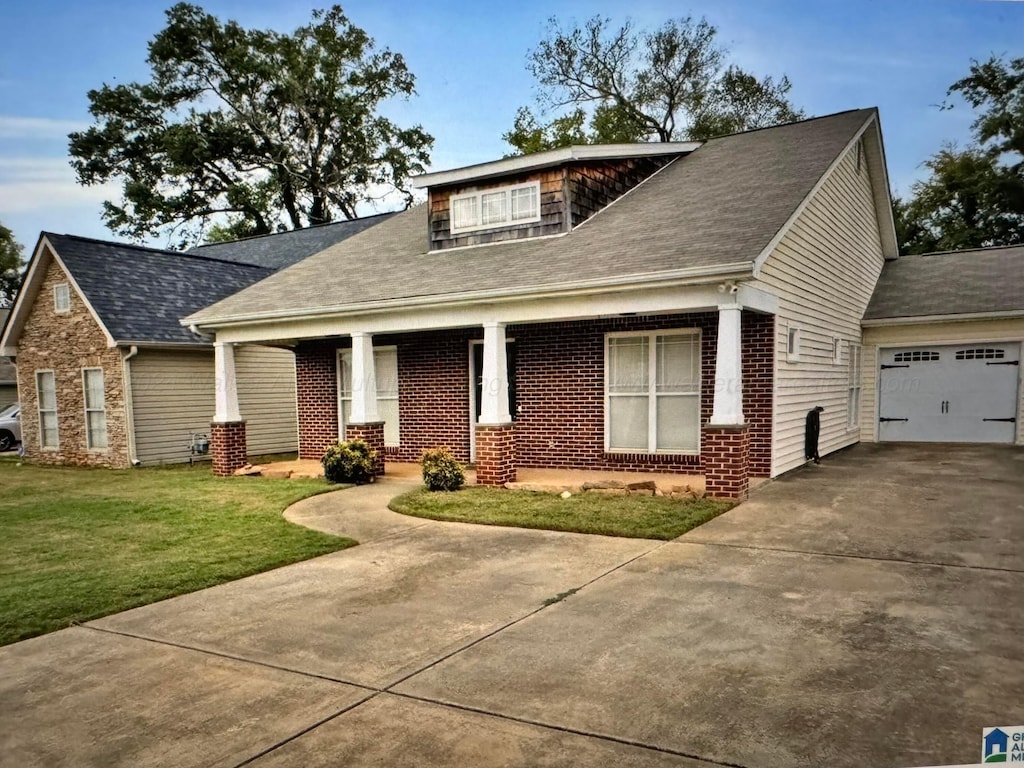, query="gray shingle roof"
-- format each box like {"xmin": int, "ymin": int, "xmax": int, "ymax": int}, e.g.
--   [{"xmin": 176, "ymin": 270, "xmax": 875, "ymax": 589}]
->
[
  {"xmin": 186, "ymin": 212, "xmax": 396, "ymax": 269},
  {"xmin": 188, "ymin": 109, "xmax": 876, "ymax": 325},
  {"xmin": 865, "ymin": 245, "xmax": 1024, "ymax": 320},
  {"xmin": 48, "ymin": 234, "xmax": 274, "ymax": 345}
]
